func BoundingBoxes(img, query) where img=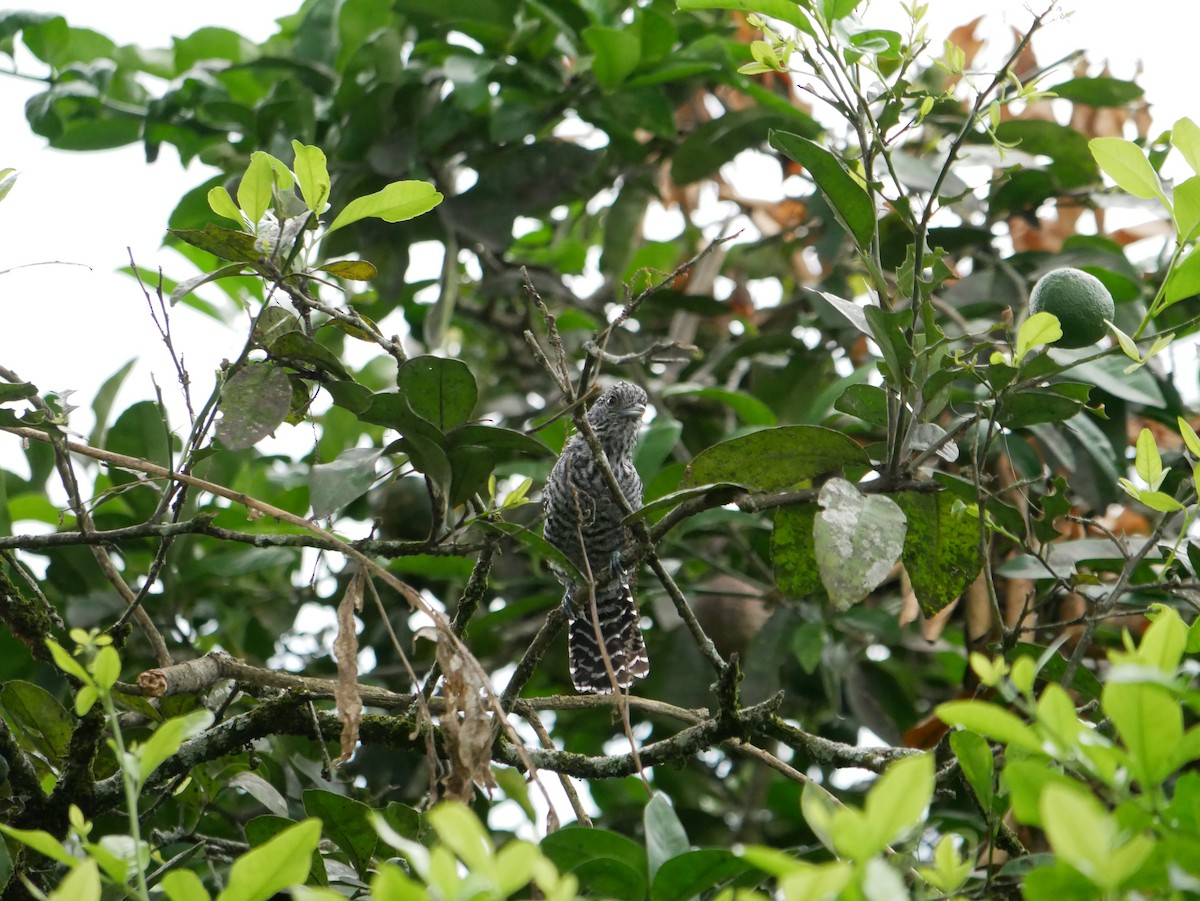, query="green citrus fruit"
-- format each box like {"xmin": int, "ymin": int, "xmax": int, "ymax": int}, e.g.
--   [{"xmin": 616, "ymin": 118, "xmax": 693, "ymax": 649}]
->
[{"xmin": 1028, "ymin": 267, "xmax": 1115, "ymax": 349}]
